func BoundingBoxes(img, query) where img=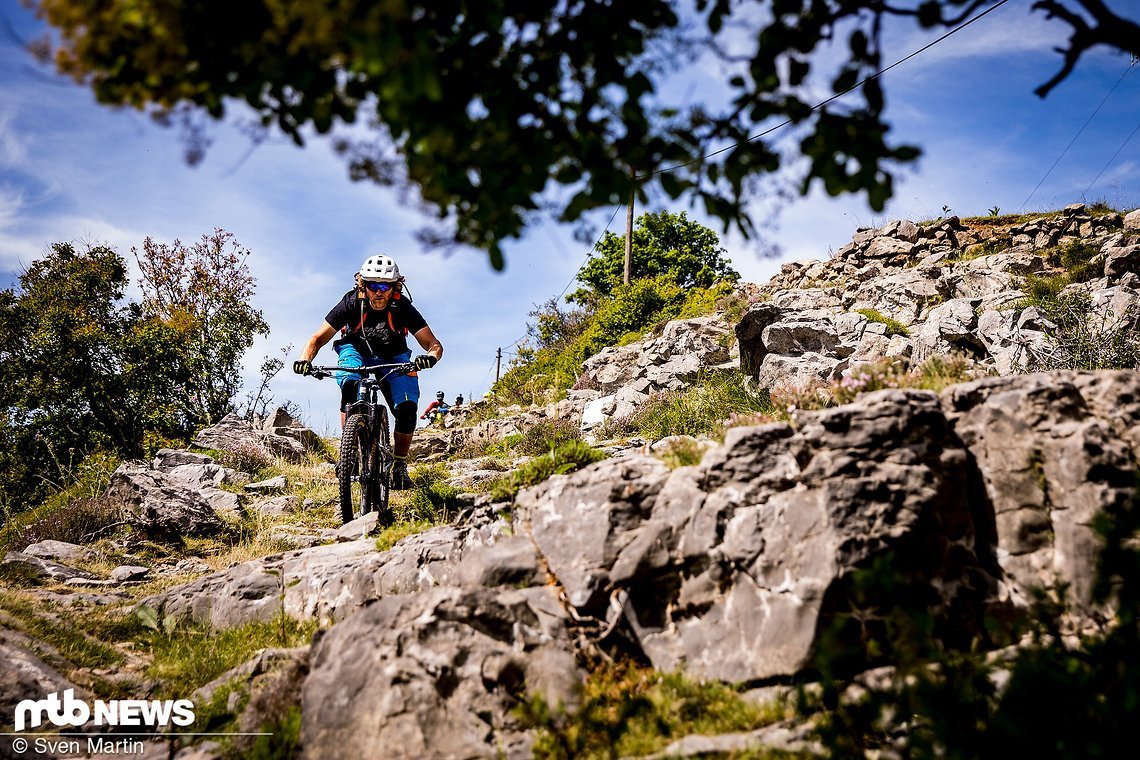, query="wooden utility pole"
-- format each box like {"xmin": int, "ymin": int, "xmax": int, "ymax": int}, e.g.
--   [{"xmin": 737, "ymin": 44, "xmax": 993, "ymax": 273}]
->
[
  {"xmin": 495, "ymin": 347, "xmax": 502, "ymax": 383},
  {"xmin": 623, "ymin": 176, "xmax": 635, "ymax": 285}
]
